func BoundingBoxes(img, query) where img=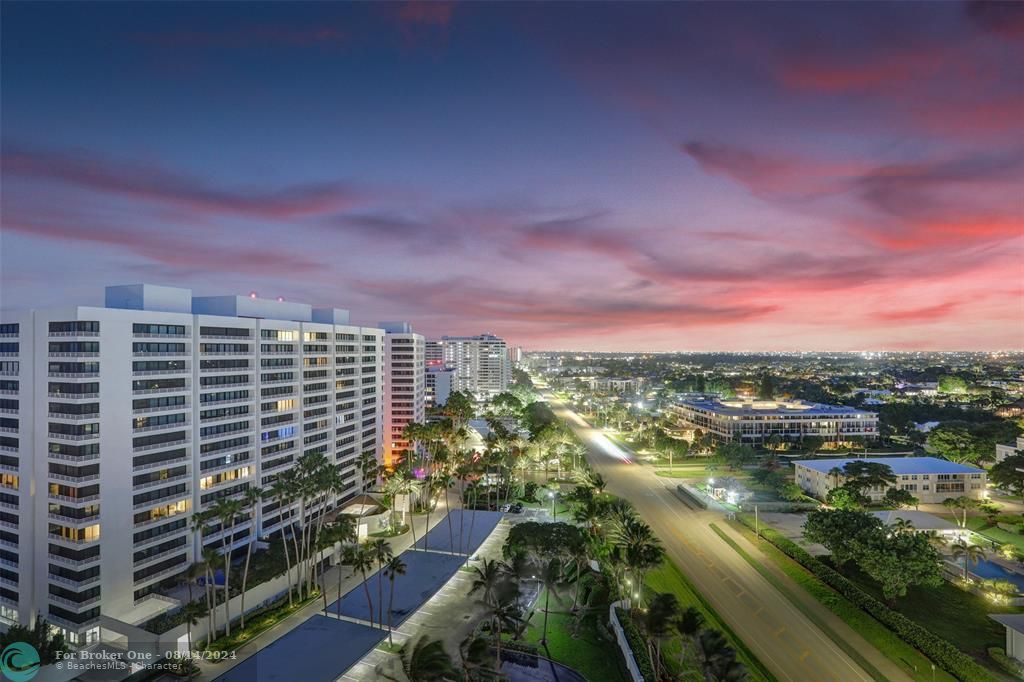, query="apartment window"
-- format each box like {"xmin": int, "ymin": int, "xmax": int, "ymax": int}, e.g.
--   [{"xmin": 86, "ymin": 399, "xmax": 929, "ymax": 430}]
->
[
  {"xmin": 50, "ymin": 382, "xmax": 99, "ymax": 396},
  {"xmin": 134, "ymin": 413, "xmax": 186, "ymax": 429},
  {"xmin": 134, "ymin": 342, "xmax": 186, "ymax": 354},
  {"xmin": 132, "ymin": 378, "xmax": 186, "ymax": 392},
  {"xmin": 133, "ymin": 360, "xmax": 185, "ymax": 372},
  {"xmin": 201, "ymin": 326, "xmax": 249, "ymax": 338},
  {"xmin": 133, "ymin": 323, "xmax": 185, "ymax": 336},
  {"xmin": 49, "ymin": 321, "xmax": 99, "ymax": 334},
  {"xmin": 0, "ymin": 324, "xmax": 19, "ymax": 335}
]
